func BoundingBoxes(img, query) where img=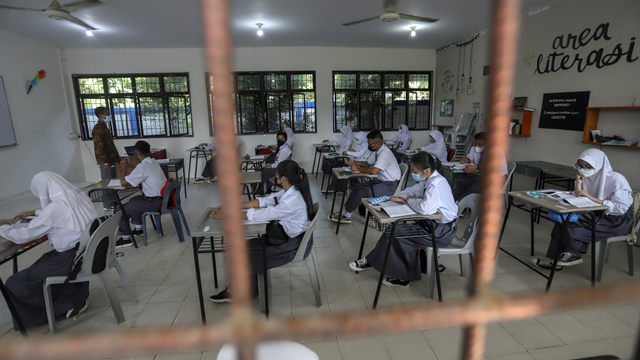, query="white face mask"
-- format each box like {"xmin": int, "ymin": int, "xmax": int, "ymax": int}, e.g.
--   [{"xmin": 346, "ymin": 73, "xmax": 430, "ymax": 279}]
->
[
  {"xmin": 104, "ymin": 115, "xmax": 112, "ymax": 122},
  {"xmin": 577, "ymin": 168, "xmax": 596, "ymax": 177},
  {"xmin": 475, "ymin": 146, "xmax": 484, "ymax": 153}
]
